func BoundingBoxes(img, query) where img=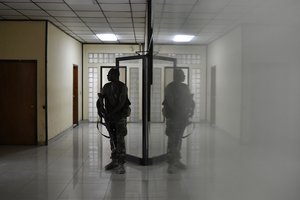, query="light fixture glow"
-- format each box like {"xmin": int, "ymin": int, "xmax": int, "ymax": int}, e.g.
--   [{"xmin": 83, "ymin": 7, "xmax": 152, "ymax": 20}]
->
[
  {"xmin": 173, "ymin": 35, "xmax": 195, "ymax": 42},
  {"xmin": 96, "ymin": 34, "xmax": 118, "ymax": 41},
  {"xmin": 65, "ymin": 0, "xmax": 96, "ymax": 5}
]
